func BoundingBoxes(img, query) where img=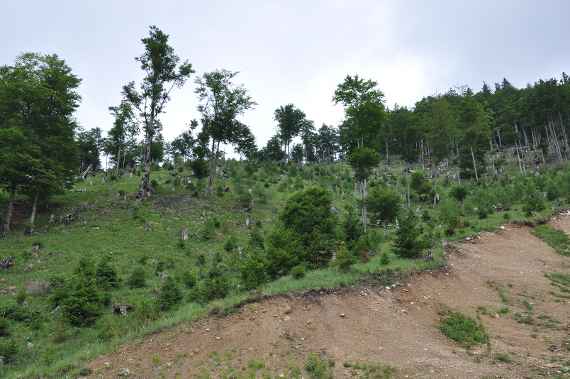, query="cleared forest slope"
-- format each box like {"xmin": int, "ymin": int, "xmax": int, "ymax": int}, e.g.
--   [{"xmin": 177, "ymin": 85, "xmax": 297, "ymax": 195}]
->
[{"xmin": 87, "ymin": 218, "xmax": 570, "ymax": 378}]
